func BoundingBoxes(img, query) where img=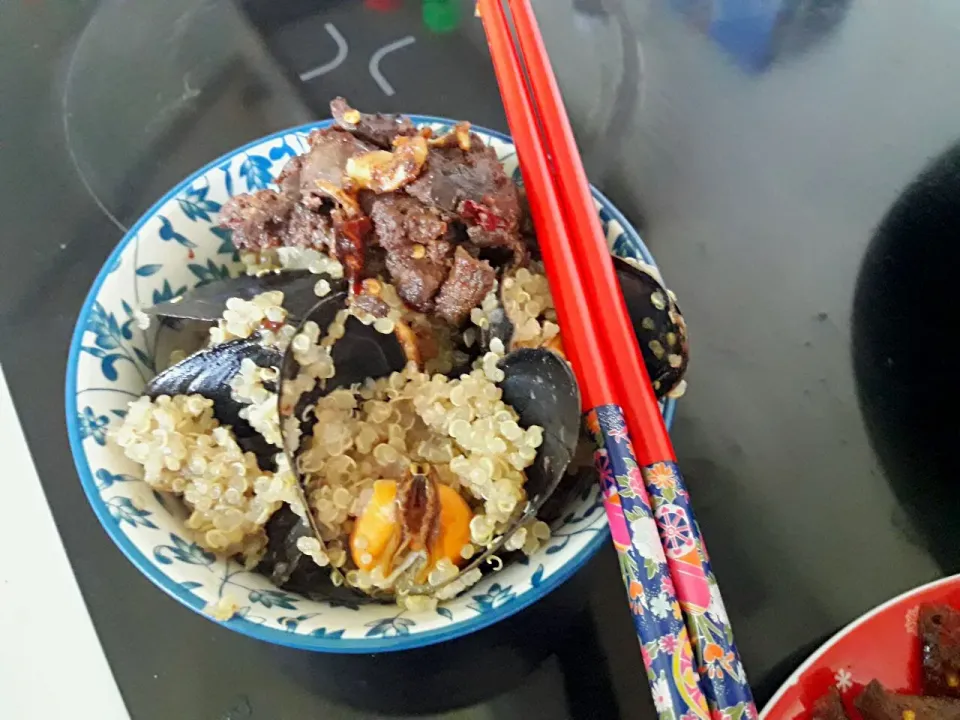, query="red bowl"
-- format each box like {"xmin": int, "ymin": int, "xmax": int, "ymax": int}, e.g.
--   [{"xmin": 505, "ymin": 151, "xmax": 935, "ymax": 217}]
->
[{"xmin": 762, "ymin": 574, "xmax": 960, "ymax": 719}]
